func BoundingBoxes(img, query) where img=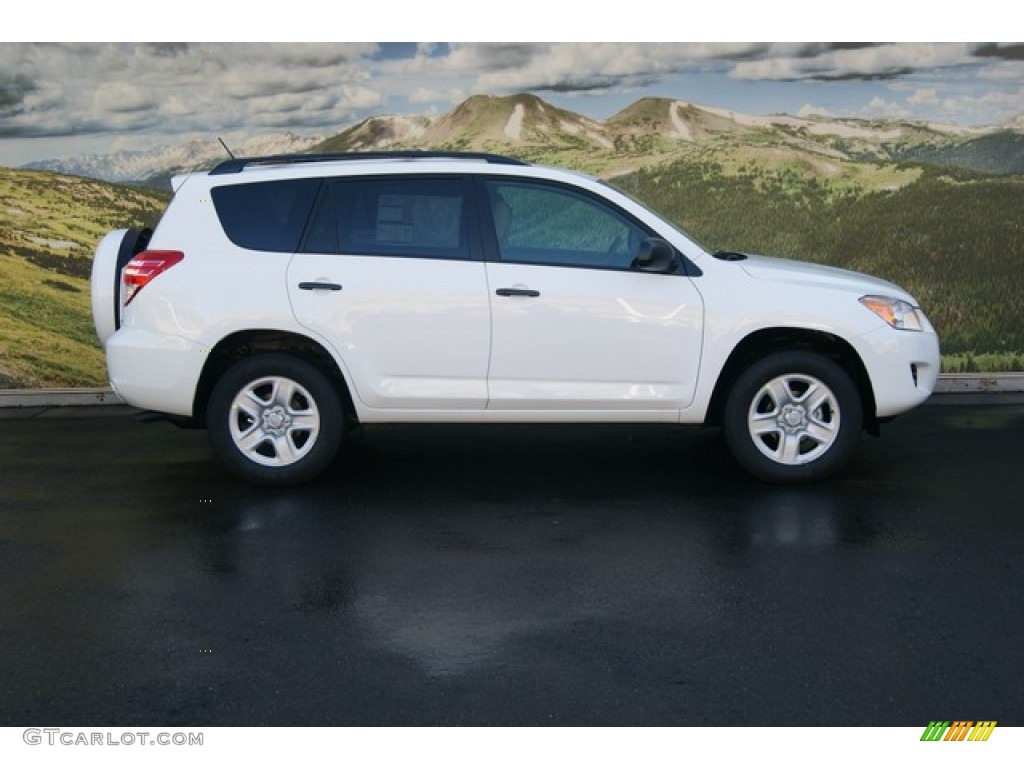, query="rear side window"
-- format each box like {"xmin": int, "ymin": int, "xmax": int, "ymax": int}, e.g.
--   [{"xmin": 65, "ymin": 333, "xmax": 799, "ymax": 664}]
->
[
  {"xmin": 212, "ymin": 179, "xmax": 320, "ymax": 252},
  {"xmin": 302, "ymin": 176, "xmax": 470, "ymax": 260}
]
